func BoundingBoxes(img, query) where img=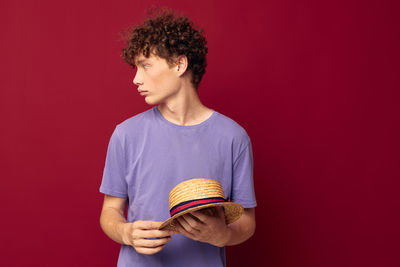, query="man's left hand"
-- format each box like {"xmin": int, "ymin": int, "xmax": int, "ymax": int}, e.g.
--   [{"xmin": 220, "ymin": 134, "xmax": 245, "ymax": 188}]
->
[{"xmin": 174, "ymin": 206, "xmax": 231, "ymax": 247}]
